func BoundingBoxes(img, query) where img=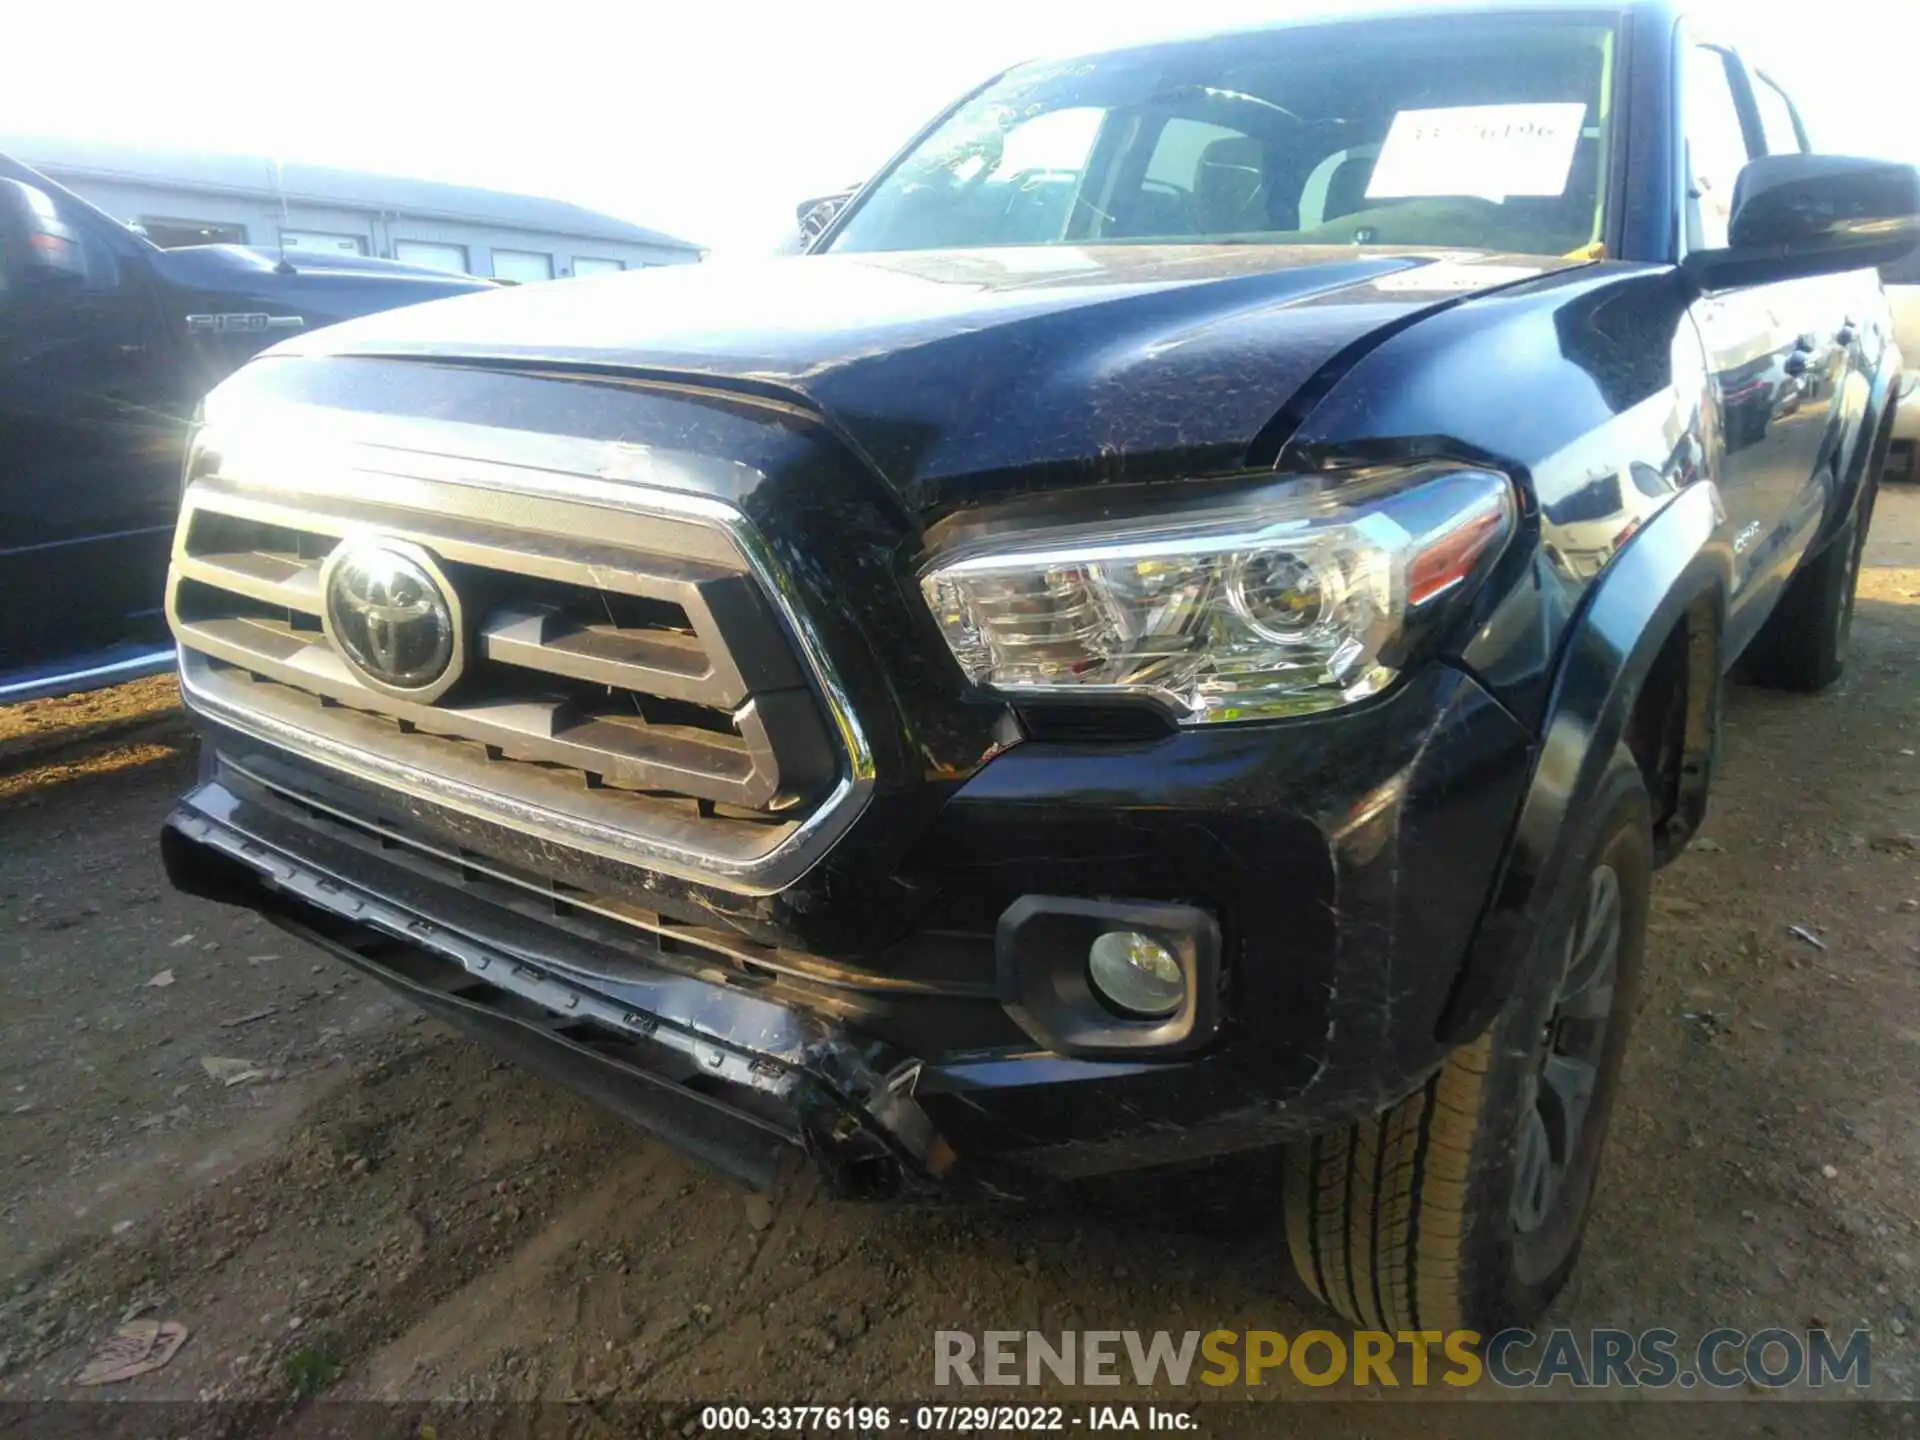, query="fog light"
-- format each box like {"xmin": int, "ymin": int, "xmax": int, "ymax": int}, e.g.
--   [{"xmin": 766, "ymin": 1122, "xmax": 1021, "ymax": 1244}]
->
[{"xmin": 1087, "ymin": 930, "xmax": 1186, "ymax": 1018}]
